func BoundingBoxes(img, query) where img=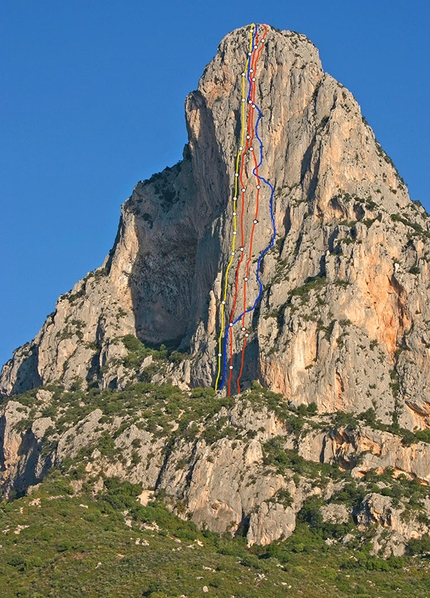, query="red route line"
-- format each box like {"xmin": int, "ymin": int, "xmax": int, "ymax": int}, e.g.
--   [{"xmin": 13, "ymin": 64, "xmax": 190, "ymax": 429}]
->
[
  {"xmin": 226, "ymin": 24, "xmax": 268, "ymax": 396},
  {"xmin": 236, "ymin": 24, "xmax": 268, "ymax": 394},
  {"xmin": 227, "ymin": 29, "xmax": 259, "ymax": 396}
]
